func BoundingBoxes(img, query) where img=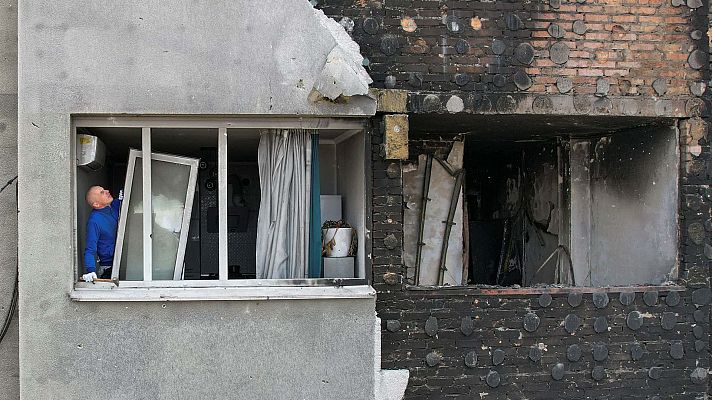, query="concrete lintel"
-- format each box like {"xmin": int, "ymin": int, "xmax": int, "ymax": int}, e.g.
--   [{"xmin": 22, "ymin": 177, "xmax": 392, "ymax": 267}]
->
[{"xmin": 407, "ymin": 92, "xmax": 705, "ymax": 118}]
